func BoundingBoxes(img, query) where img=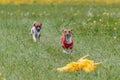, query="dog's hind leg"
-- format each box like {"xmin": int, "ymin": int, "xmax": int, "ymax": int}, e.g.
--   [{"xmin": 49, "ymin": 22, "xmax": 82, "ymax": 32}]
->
[
  {"xmin": 68, "ymin": 47, "xmax": 73, "ymax": 54},
  {"xmin": 37, "ymin": 34, "xmax": 41, "ymax": 41}
]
